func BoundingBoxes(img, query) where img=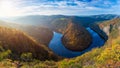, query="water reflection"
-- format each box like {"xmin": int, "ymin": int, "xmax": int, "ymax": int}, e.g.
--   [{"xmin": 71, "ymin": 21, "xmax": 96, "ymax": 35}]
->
[{"xmin": 49, "ymin": 27, "xmax": 105, "ymax": 58}]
